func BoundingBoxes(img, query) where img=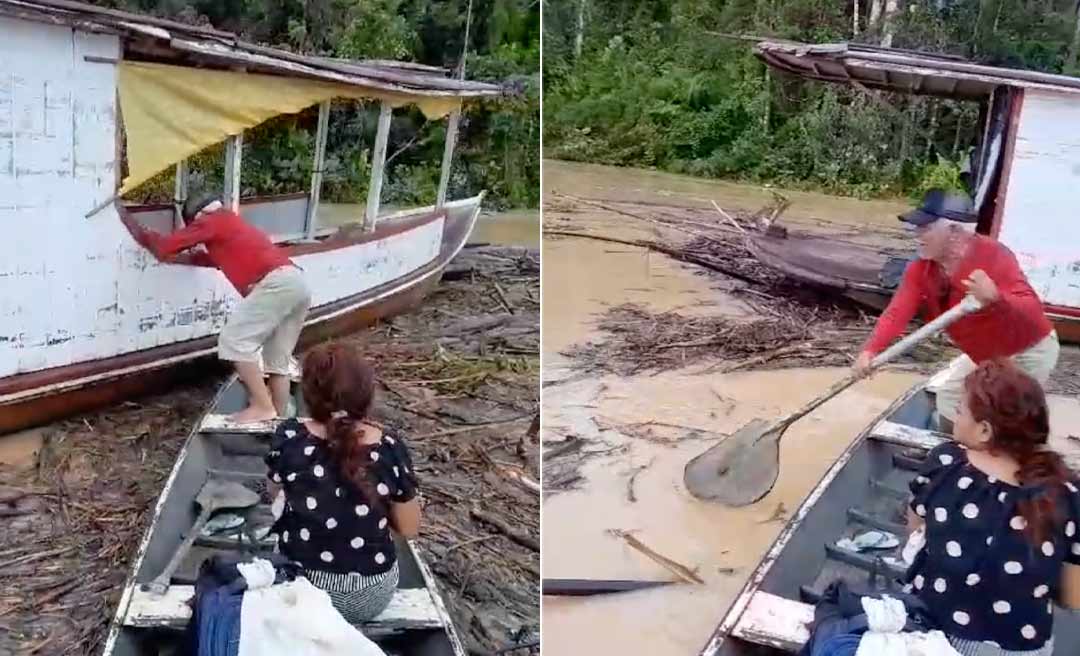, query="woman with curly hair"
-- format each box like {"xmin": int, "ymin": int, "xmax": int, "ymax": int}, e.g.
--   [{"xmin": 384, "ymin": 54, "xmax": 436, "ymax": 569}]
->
[
  {"xmin": 265, "ymin": 342, "xmax": 420, "ymax": 622},
  {"xmin": 907, "ymin": 359, "xmax": 1080, "ymax": 655}
]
